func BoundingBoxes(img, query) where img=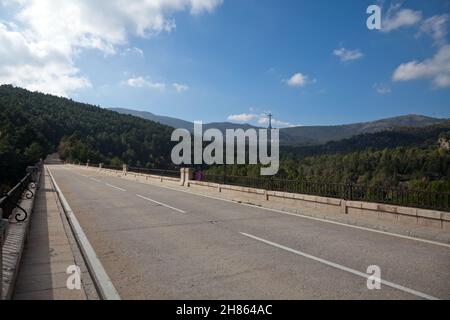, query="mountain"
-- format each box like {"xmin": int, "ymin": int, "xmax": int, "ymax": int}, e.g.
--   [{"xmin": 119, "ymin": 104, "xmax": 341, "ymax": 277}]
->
[
  {"xmin": 108, "ymin": 108, "xmax": 193, "ymax": 131},
  {"xmin": 110, "ymin": 108, "xmax": 448, "ymax": 146},
  {"xmin": 281, "ymin": 119, "xmax": 450, "ymax": 159},
  {"xmin": 281, "ymin": 115, "xmax": 448, "ymax": 145},
  {"xmin": 207, "ymin": 120, "xmax": 450, "ymax": 191},
  {"xmin": 109, "ymin": 107, "xmax": 263, "ymax": 133},
  {"xmin": 2, "ymin": 85, "xmax": 449, "ymax": 194},
  {"xmin": 0, "ymin": 85, "xmax": 175, "ymax": 191}
]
